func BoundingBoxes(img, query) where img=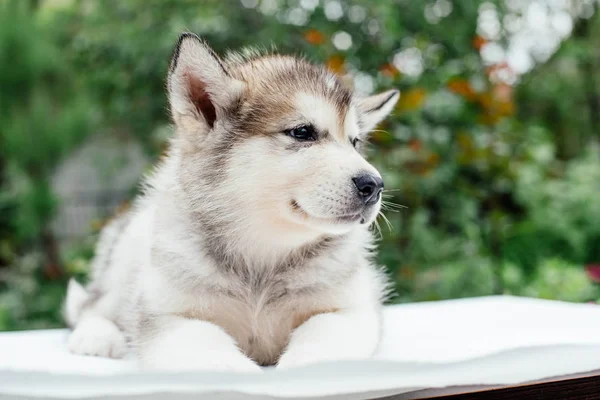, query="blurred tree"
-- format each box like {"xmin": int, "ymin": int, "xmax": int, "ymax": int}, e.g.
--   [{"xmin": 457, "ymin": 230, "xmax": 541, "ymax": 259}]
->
[
  {"xmin": 1, "ymin": 0, "xmax": 599, "ymax": 330},
  {"xmin": 517, "ymin": 2, "xmax": 600, "ymax": 160},
  {"xmin": 0, "ymin": 0, "xmax": 95, "ymax": 329}
]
